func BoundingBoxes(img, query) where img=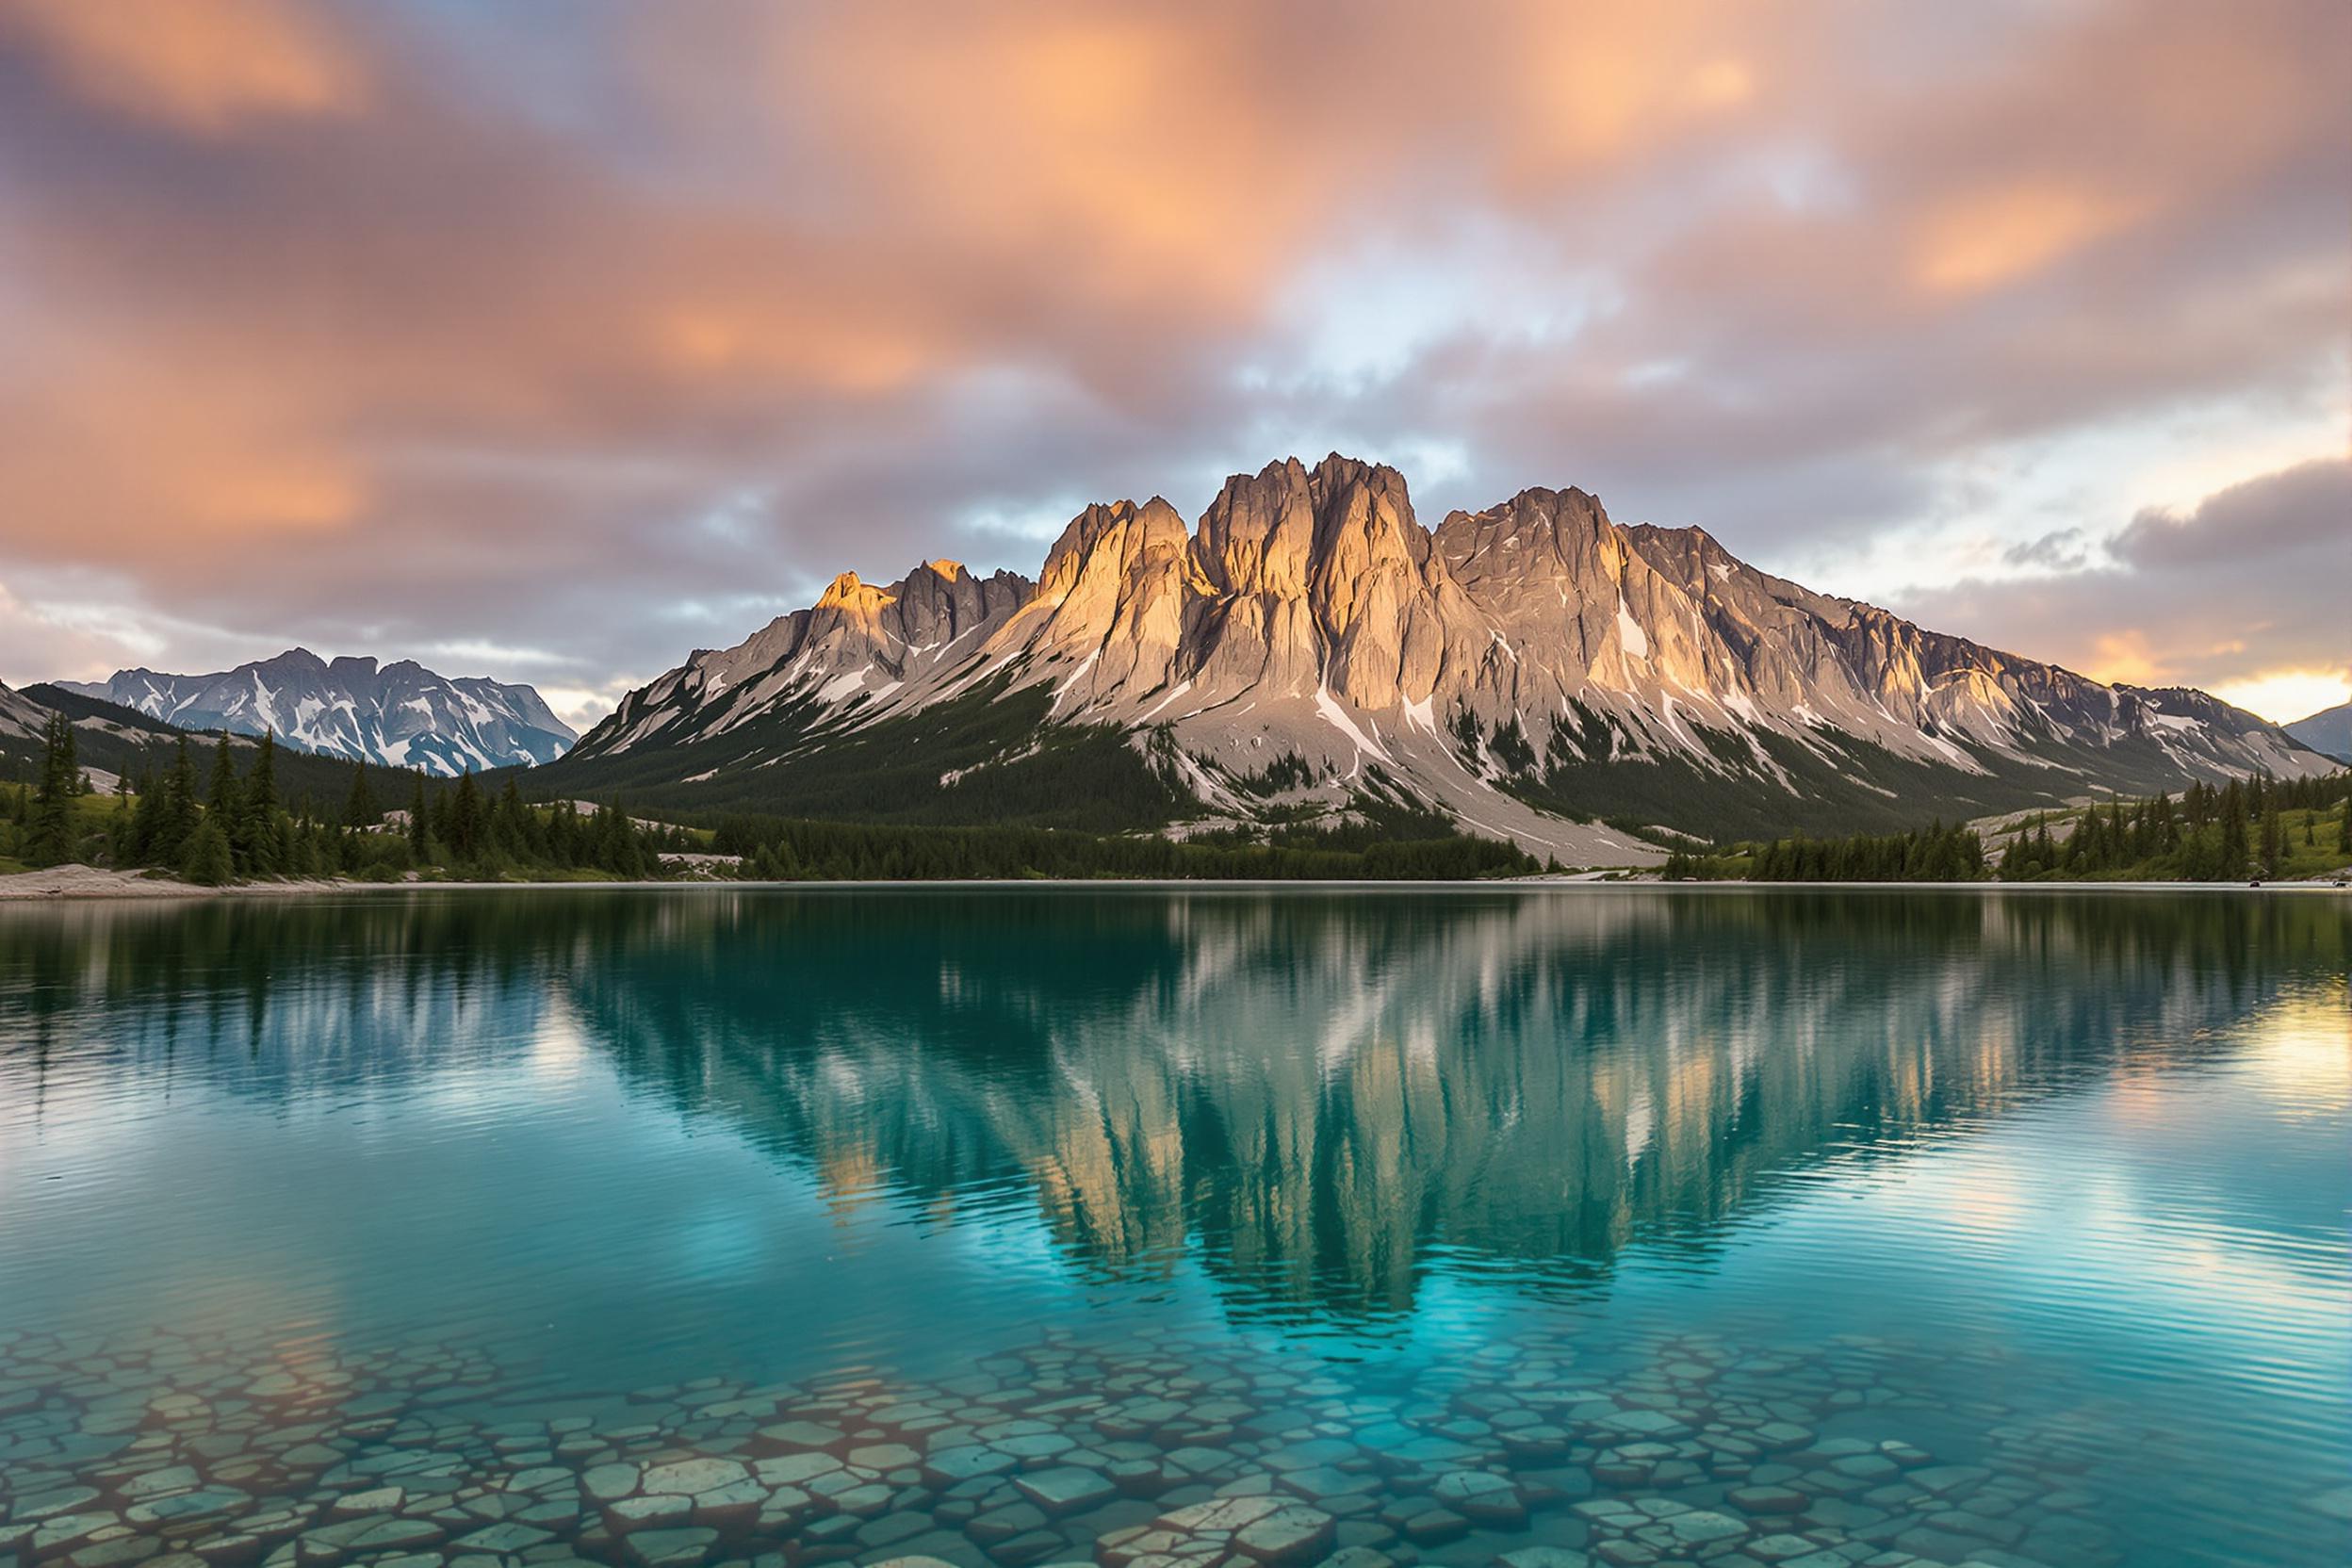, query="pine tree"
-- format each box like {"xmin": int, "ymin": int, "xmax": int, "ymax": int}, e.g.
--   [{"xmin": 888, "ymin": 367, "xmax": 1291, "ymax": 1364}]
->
[
  {"xmin": 2220, "ymin": 792, "xmax": 2250, "ymax": 877},
  {"xmin": 241, "ymin": 732, "xmax": 281, "ymax": 875},
  {"xmin": 495, "ymin": 778, "xmax": 529, "ymax": 863},
  {"xmin": 344, "ymin": 761, "xmax": 378, "ymax": 828},
  {"xmin": 181, "ymin": 818, "xmax": 236, "ymax": 886},
  {"xmin": 159, "ymin": 738, "xmax": 200, "ymax": 866},
  {"xmin": 206, "ymin": 733, "xmax": 242, "ymax": 872},
  {"xmin": 28, "ymin": 712, "xmax": 79, "ymax": 865},
  {"xmin": 449, "ymin": 771, "xmax": 485, "ymax": 864},
  {"xmin": 106, "ymin": 772, "xmax": 135, "ymax": 863},
  {"xmin": 596, "ymin": 802, "xmax": 645, "ymax": 877},
  {"xmin": 407, "ymin": 772, "xmax": 429, "ymax": 862},
  {"xmin": 128, "ymin": 761, "xmax": 163, "ymax": 863}
]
